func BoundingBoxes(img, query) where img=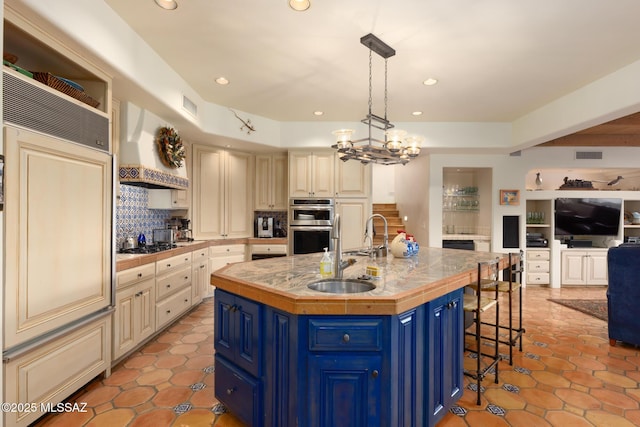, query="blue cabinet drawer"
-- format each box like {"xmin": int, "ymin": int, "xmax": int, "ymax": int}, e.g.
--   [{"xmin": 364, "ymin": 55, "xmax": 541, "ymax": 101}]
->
[
  {"xmin": 308, "ymin": 318, "xmax": 383, "ymax": 352},
  {"xmin": 215, "ymin": 355, "xmax": 261, "ymax": 426}
]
